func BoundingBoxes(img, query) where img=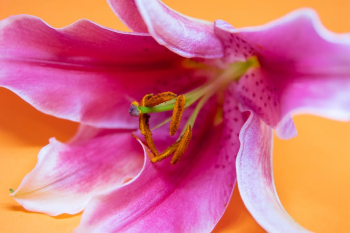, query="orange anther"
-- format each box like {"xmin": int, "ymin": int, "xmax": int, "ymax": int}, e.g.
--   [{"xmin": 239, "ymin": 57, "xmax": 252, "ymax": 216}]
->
[
  {"xmin": 141, "ymin": 94, "xmax": 154, "ymax": 107},
  {"xmin": 171, "ymin": 125, "xmax": 192, "ymax": 164},
  {"xmin": 169, "ymin": 95, "xmax": 186, "ymax": 136},
  {"xmin": 151, "ymin": 141, "xmax": 180, "ymax": 163},
  {"xmin": 145, "ymin": 91, "xmax": 177, "ymax": 107},
  {"xmin": 139, "ymin": 113, "xmax": 148, "ymax": 136},
  {"xmin": 139, "ymin": 113, "xmax": 159, "ymax": 157}
]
